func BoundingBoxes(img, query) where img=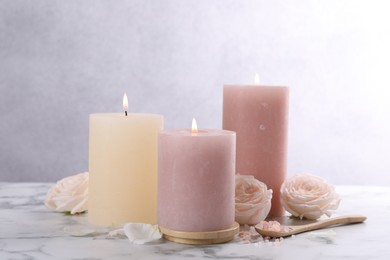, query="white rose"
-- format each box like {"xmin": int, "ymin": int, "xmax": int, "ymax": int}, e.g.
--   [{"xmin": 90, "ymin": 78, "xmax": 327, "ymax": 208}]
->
[
  {"xmin": 280, "ymin": 173, "xmax": 340, "ymax": 220},
  {"xmin": 235, "ymin": 174, "xmax": 273, "ymax": 225},
  {"xmin": 45, "ymin": 172, "xmax": 88, "ymax": 214}
]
